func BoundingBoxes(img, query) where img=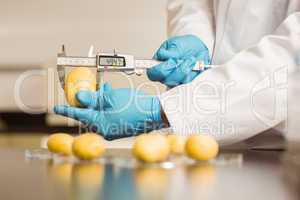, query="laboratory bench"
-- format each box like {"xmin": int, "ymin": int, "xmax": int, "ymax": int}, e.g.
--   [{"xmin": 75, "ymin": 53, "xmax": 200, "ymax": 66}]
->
[{"xmin": 0, "ymin": 146, "xmax": 299, "ymax": 200}]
